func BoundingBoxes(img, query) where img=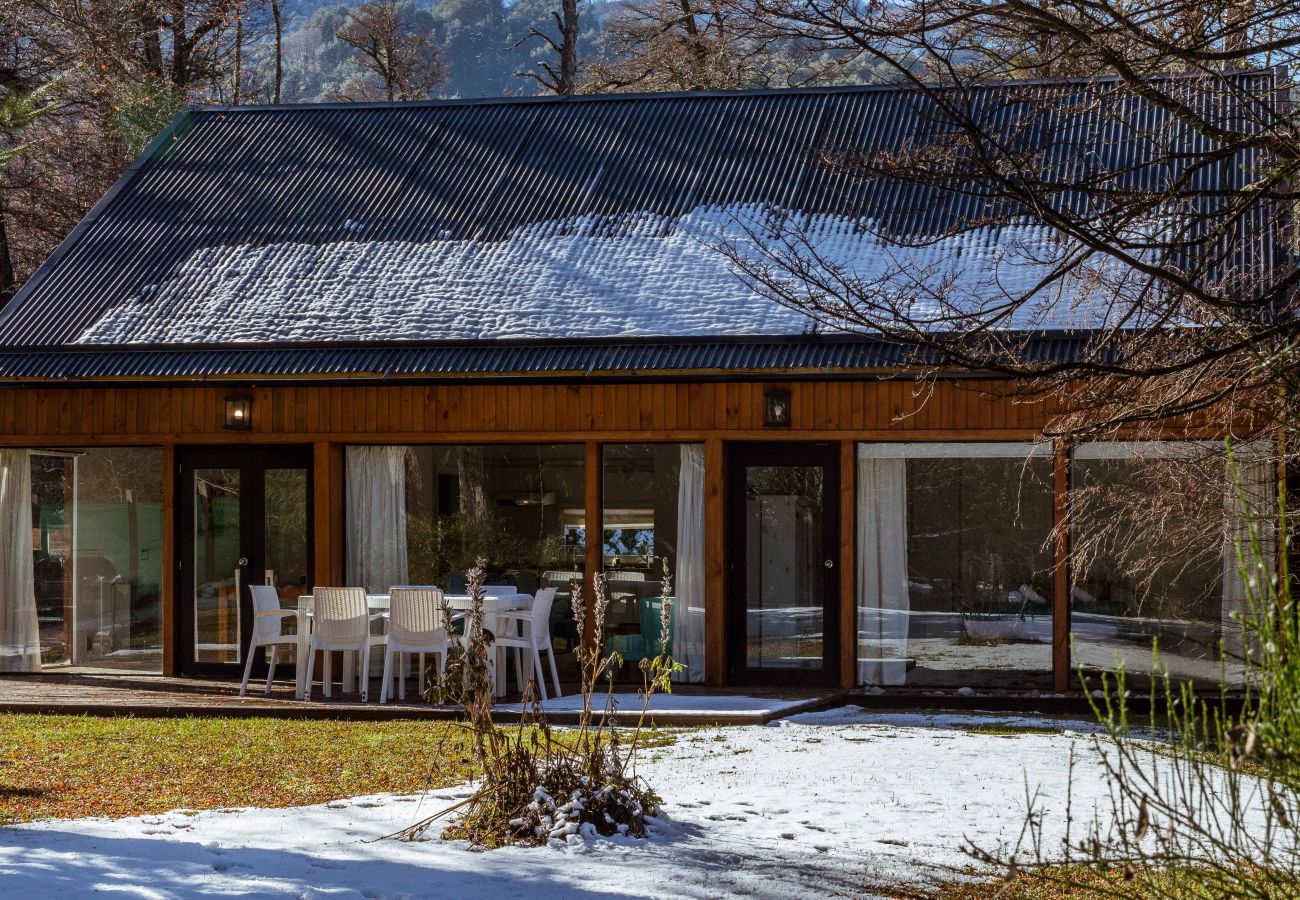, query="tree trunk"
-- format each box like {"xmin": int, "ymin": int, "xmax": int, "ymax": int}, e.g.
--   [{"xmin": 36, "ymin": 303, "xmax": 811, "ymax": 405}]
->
[
  {"xmin": 458, "ymin": 448, "xmax": 491, "ymax": 524},
  {"xmin": 233, "ymin": 8, "xmax": 243, "ymax": 104},
  {"xmin": 0, "ymin": 196, "xmax": 15, "ymax": 308},
  {"xmin": 559, "ymin": 0, "xmax": 579, "ymax": 94},
  {"xmin": 272, "ymin": 0, "xmax": 284, "ymax": 103}
]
